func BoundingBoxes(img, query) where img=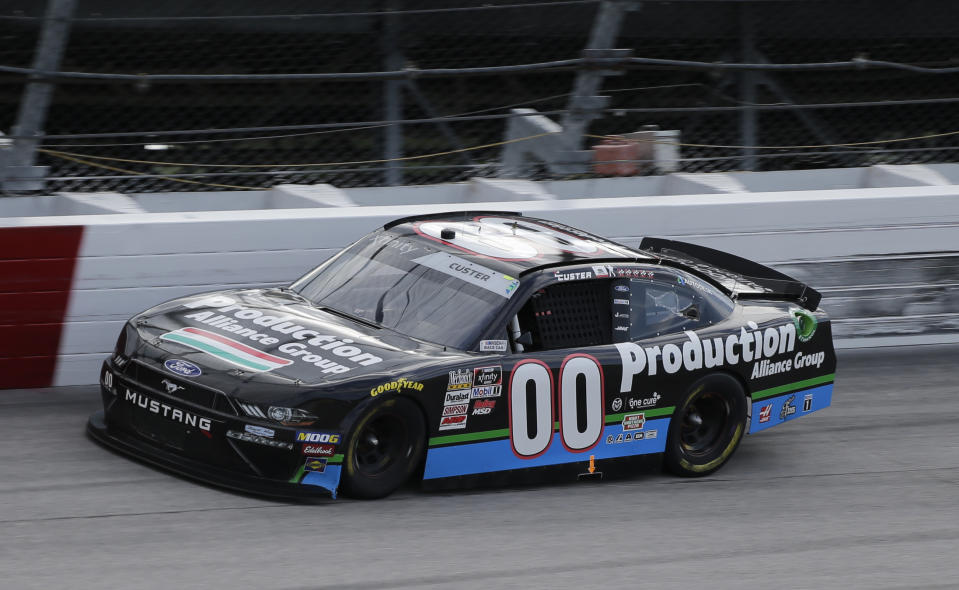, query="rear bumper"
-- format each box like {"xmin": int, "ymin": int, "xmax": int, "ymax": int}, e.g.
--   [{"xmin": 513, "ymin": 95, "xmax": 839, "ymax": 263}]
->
[{"xmin": 87, "ymin": 410, "xmax": 335, "ymax": 500}]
